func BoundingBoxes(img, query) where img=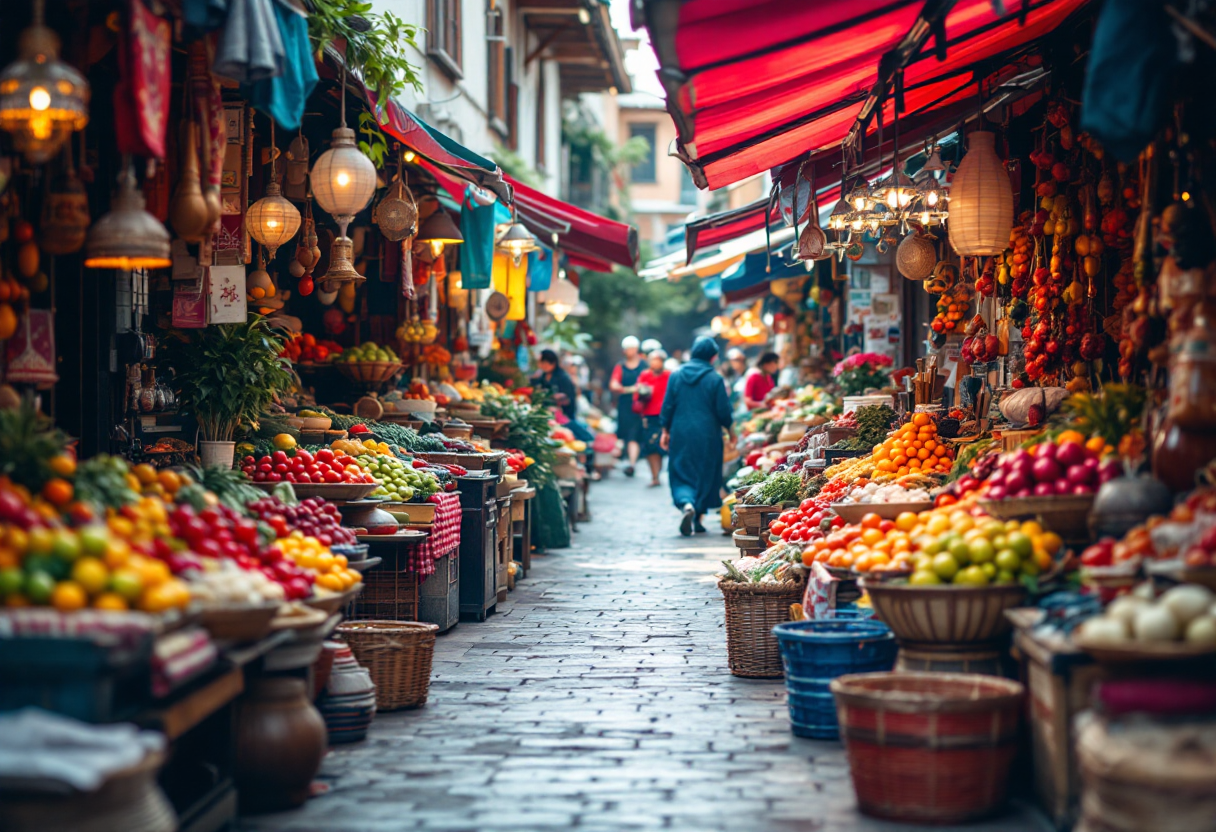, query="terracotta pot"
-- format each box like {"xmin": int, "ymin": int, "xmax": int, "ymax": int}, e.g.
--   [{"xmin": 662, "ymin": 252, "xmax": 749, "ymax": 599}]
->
[{"xmin": 234, "ymin": 677, "xmax": 328, "ymax": 813}]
